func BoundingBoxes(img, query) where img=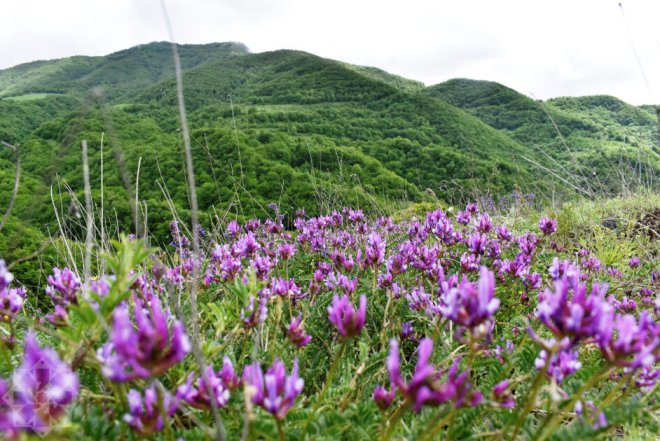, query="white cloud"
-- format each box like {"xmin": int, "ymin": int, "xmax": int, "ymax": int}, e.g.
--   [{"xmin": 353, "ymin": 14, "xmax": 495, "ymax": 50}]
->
[{"xmin": 1, "ymin": 0, "xmax": 659, "ymax": 104}]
